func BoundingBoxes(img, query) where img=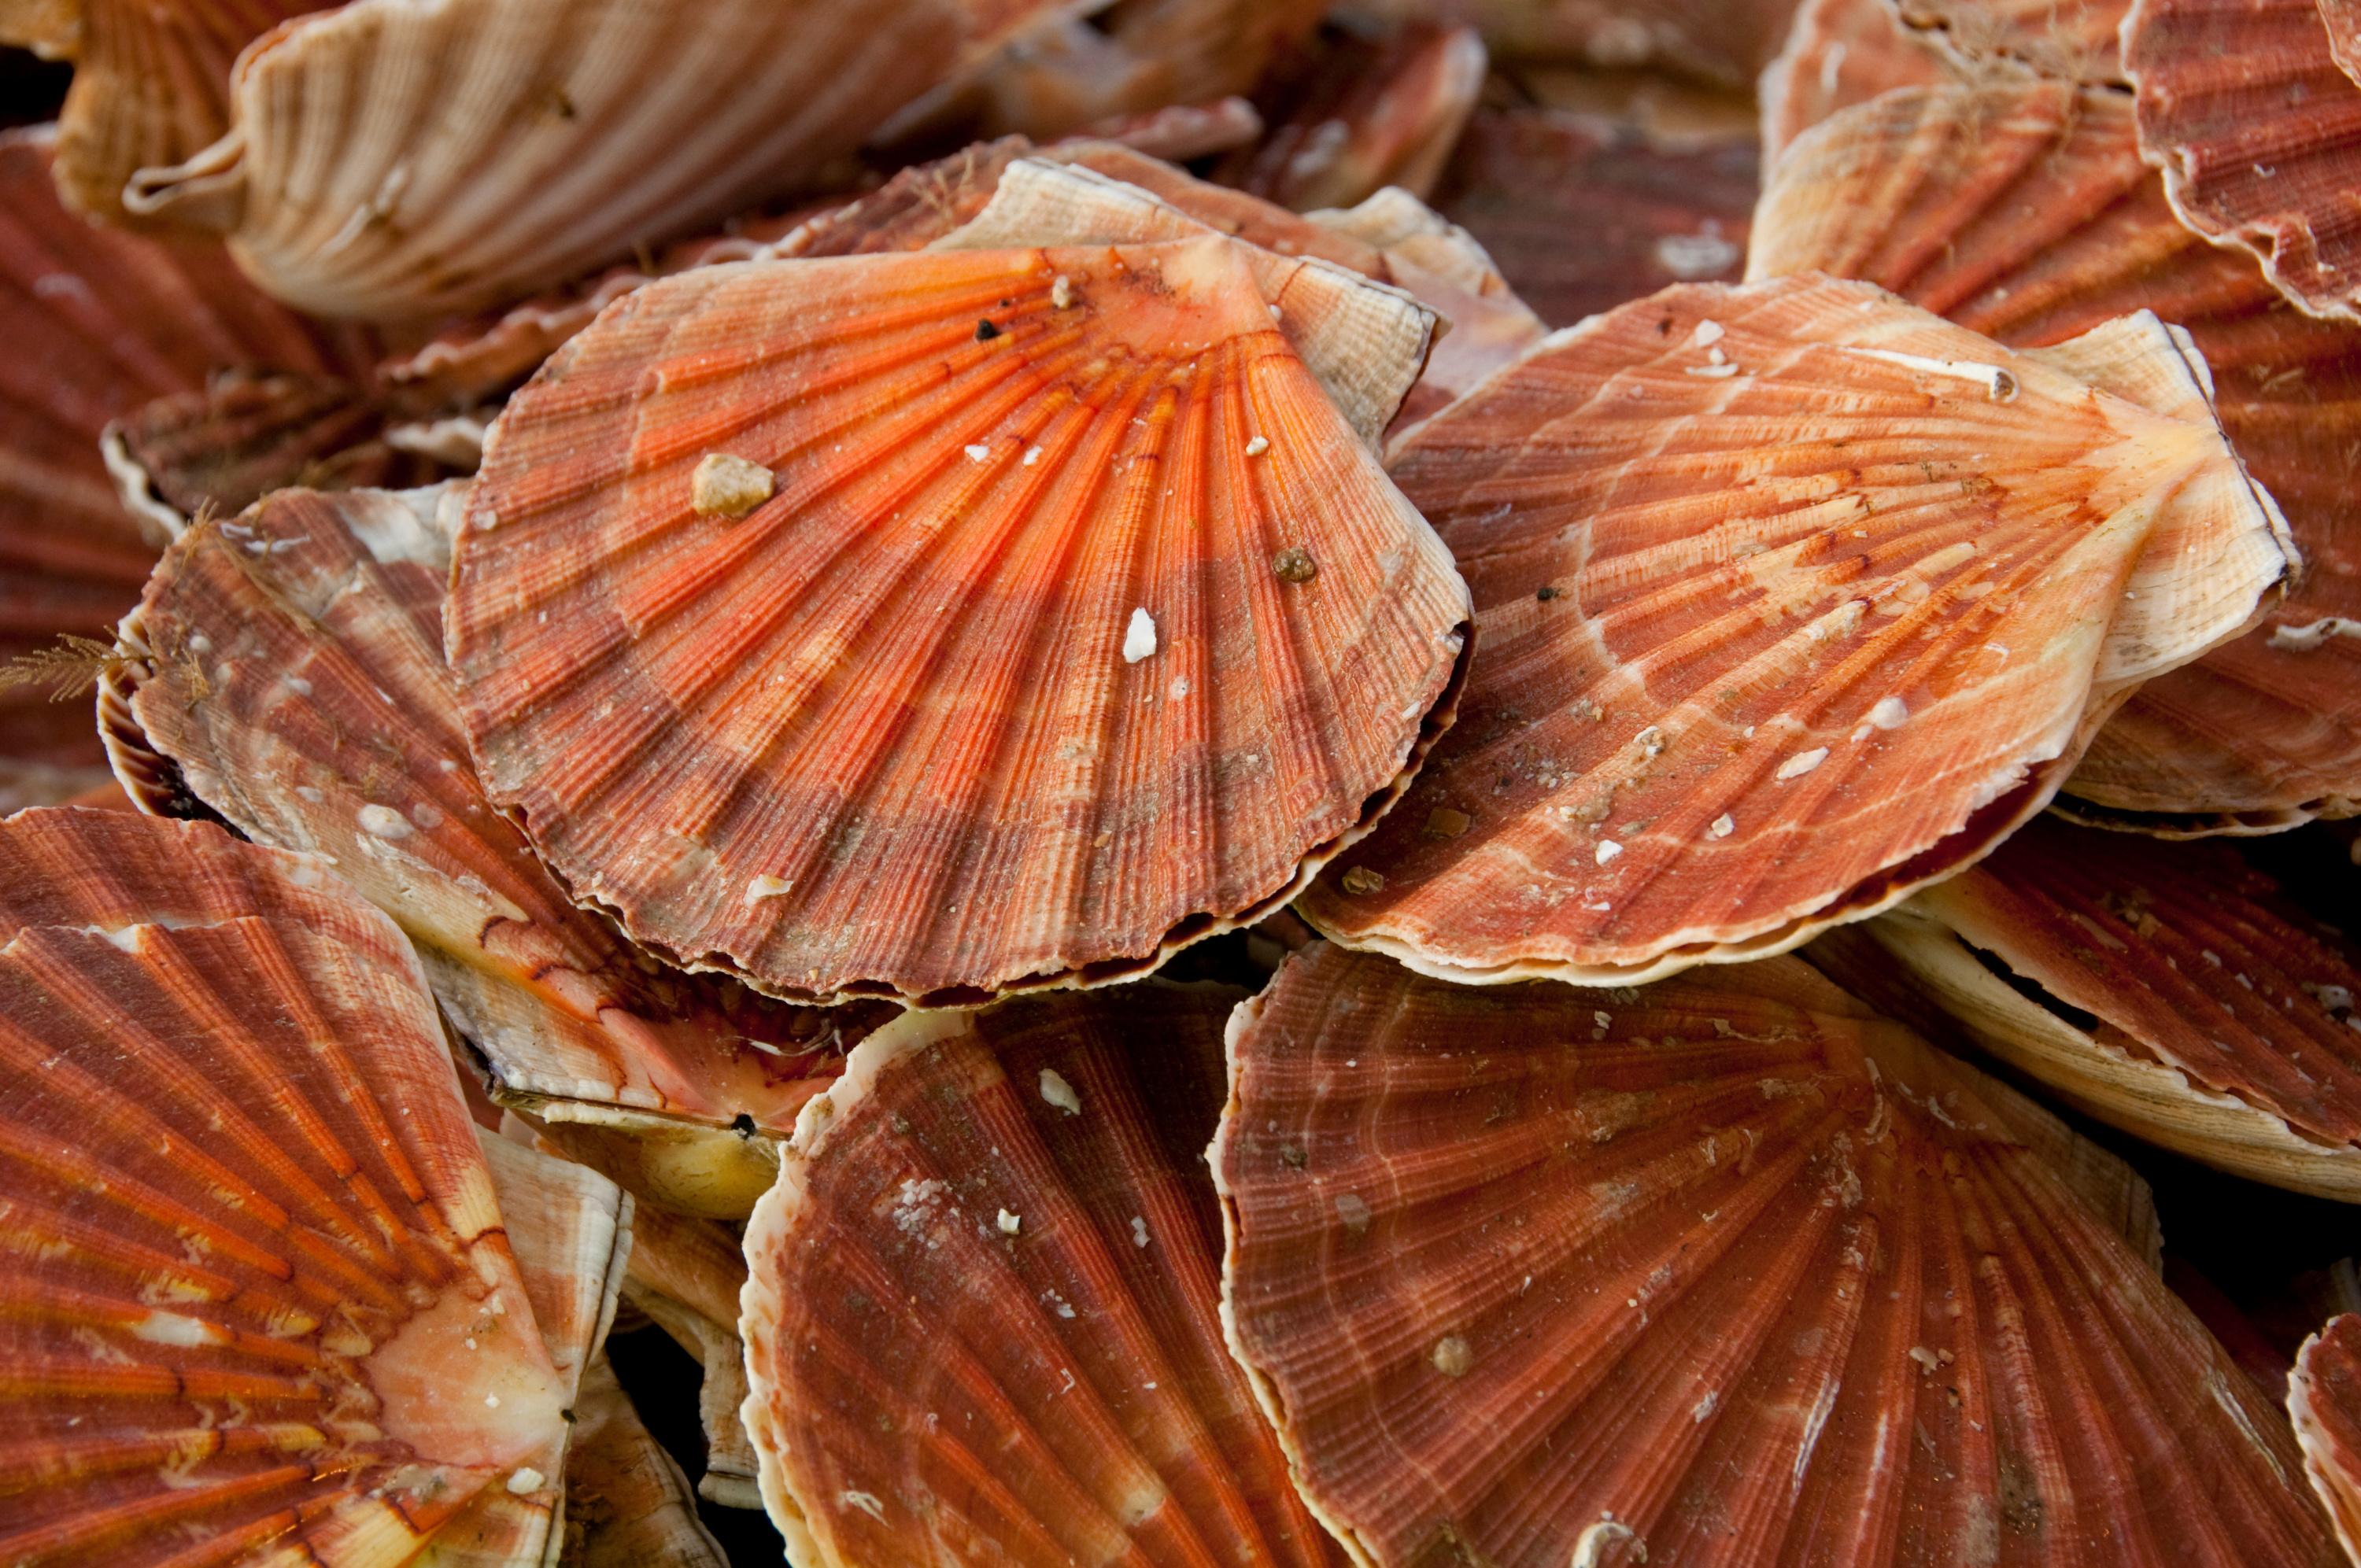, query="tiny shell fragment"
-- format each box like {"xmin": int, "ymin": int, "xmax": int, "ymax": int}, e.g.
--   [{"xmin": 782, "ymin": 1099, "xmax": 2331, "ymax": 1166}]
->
[{"xmin": 689, "ymin": 452, "xmax": 774, "ymax": 518}]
